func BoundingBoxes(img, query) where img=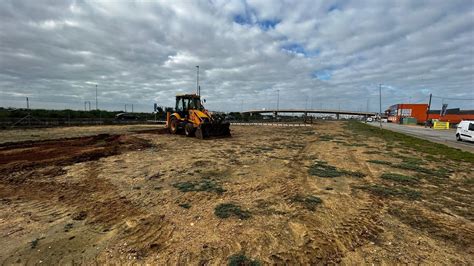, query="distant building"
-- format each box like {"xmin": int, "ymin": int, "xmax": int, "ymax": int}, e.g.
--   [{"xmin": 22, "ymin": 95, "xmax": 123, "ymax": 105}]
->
[
  {"xmin": 386, "ymin": 103, "xmax": 474, "ymax": 124},
  {"xmin": 427, "ymin": 108, "xmax": 474, "ymax": 124},
  {"xmin": 386, "ymin": 104, "xmax": 428, "ymax": 123}
]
